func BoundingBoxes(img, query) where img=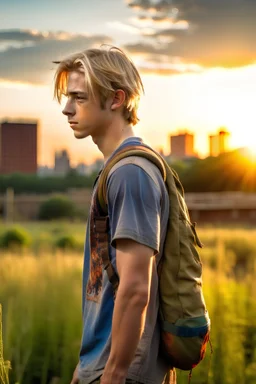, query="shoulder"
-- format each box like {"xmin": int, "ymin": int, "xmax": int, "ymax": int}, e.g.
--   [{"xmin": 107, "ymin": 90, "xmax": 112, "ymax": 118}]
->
[{"xmin": 106, "ymin": 155, "xmax": 164, "ymax": 193}]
